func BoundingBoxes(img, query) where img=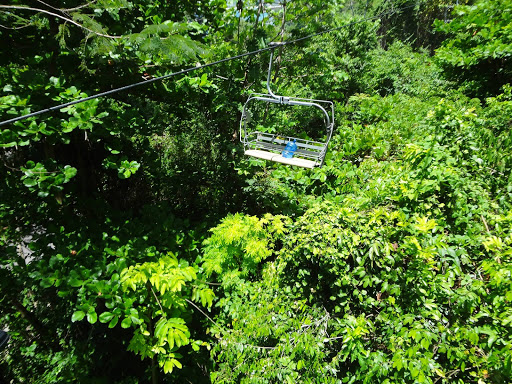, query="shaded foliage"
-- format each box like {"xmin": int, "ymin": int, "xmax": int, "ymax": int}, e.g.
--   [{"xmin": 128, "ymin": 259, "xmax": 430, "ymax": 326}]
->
[
  {"xmin": 435, "ymin": 0, "xmax": 512, "ymax": 97},
  {"xmin": 1, "ymin": 0, "xmax": 511, "ymax": 383}
]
